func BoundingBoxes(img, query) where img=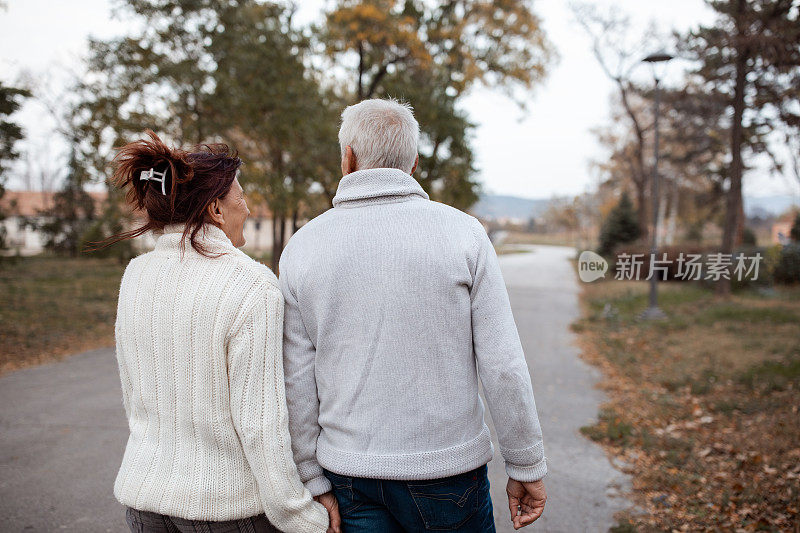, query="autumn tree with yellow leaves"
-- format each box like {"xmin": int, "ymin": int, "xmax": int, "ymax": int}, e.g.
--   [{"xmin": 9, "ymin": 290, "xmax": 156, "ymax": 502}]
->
[
  {"xmin": 63, "ymin": 0, "xmax": 555, "ymax": 263},
  {"xmin": 322, "ymin": 0, "xmax": 555, "ymax": 210}
]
